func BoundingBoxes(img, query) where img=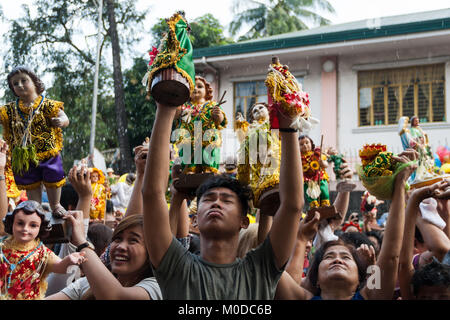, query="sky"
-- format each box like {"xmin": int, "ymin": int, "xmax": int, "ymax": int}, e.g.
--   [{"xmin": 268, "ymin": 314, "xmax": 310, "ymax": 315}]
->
[{"xmin": 1, "ymin": 0, "xmax": 450, "ymax": 79}]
